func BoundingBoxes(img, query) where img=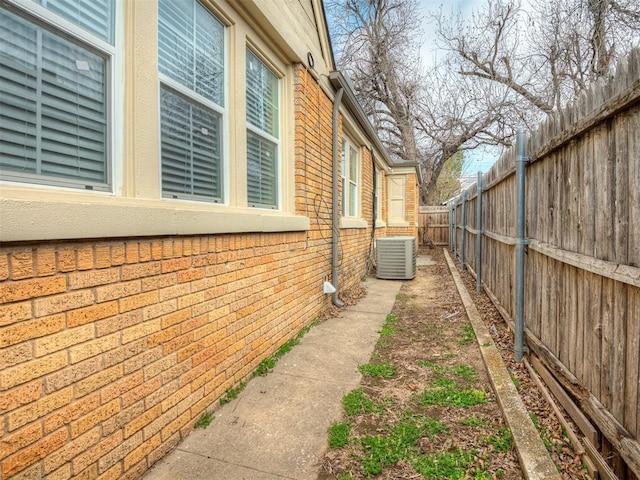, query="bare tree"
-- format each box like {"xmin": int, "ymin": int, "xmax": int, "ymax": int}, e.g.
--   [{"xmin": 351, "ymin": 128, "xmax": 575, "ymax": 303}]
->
[{"xmin": 326, "ymin": 0, "xmax": 640, "ymax": 204}]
